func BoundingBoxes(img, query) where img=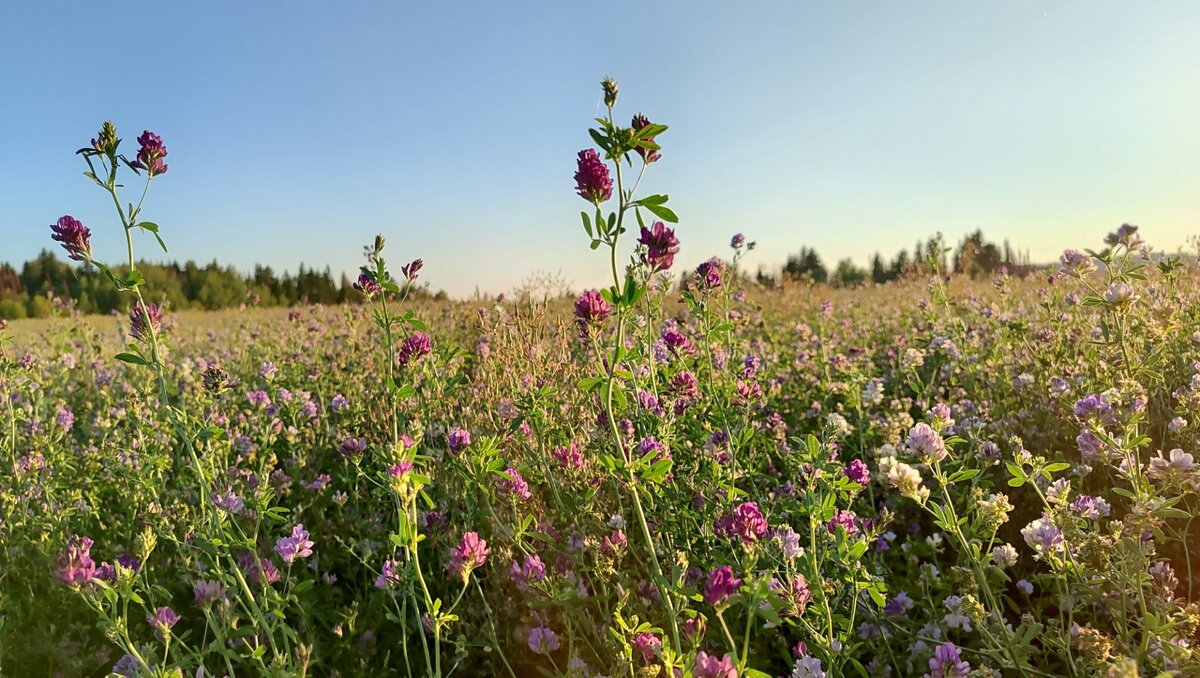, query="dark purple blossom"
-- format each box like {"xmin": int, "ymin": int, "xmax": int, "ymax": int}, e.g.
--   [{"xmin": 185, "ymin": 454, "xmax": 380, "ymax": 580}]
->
[
  {"xmin": 631, "ymin": 114, "xmax": 661, "ymax": 163},
  {"xmin": 574, "ymin": 290, "xmax": 611, "ymax": 328},
  {"xmin": 574, "ymin": 149, "xmax": 613, "ymax": 204},
  {"xmin": 131, "ymin": 130, "xmax": 168, "ymax": 176},
  {"xmin": 703, "ymin": 565, "xmax": 742, "ymax": 606},
  {"xmin": 638, "ymin": 221, "xmax": 679, "ymax": 270},
  {"xmin": 147, "ymin": 607, "xmax": 180, "ymax": 641},
  {"xmin": 129, "ymin": 300, "xmax": 163, "ymax": 340},
  {"xmin": 50, "ymin": 215, "xmax": 92, "ymax": 261}
]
